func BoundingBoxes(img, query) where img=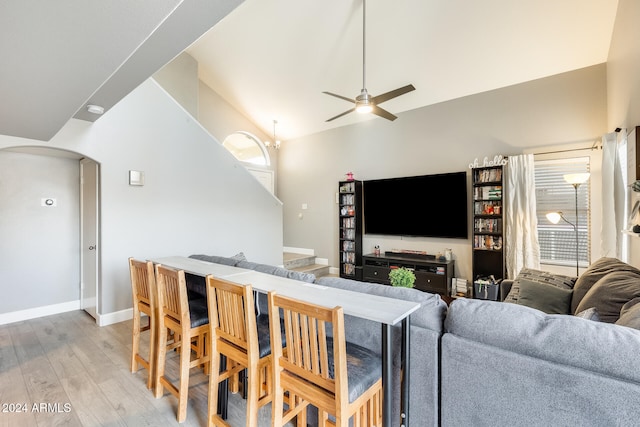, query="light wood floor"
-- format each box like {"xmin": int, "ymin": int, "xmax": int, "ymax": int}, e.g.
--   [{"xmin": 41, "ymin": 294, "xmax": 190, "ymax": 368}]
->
[{"xmin": 0, "ymin": 310, "xmax": 279, "ymax": 427}]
